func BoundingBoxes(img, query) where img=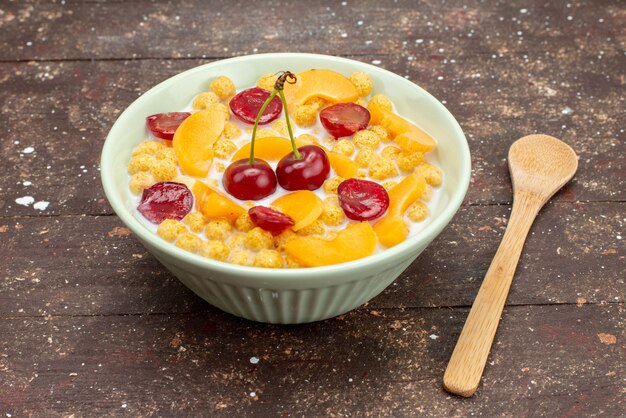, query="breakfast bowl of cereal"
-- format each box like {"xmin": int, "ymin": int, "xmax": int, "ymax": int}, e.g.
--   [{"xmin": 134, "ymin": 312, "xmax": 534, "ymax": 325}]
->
[{"xmin": 101, "ymin": 53, "xmax": 470, "ymax": 324}]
